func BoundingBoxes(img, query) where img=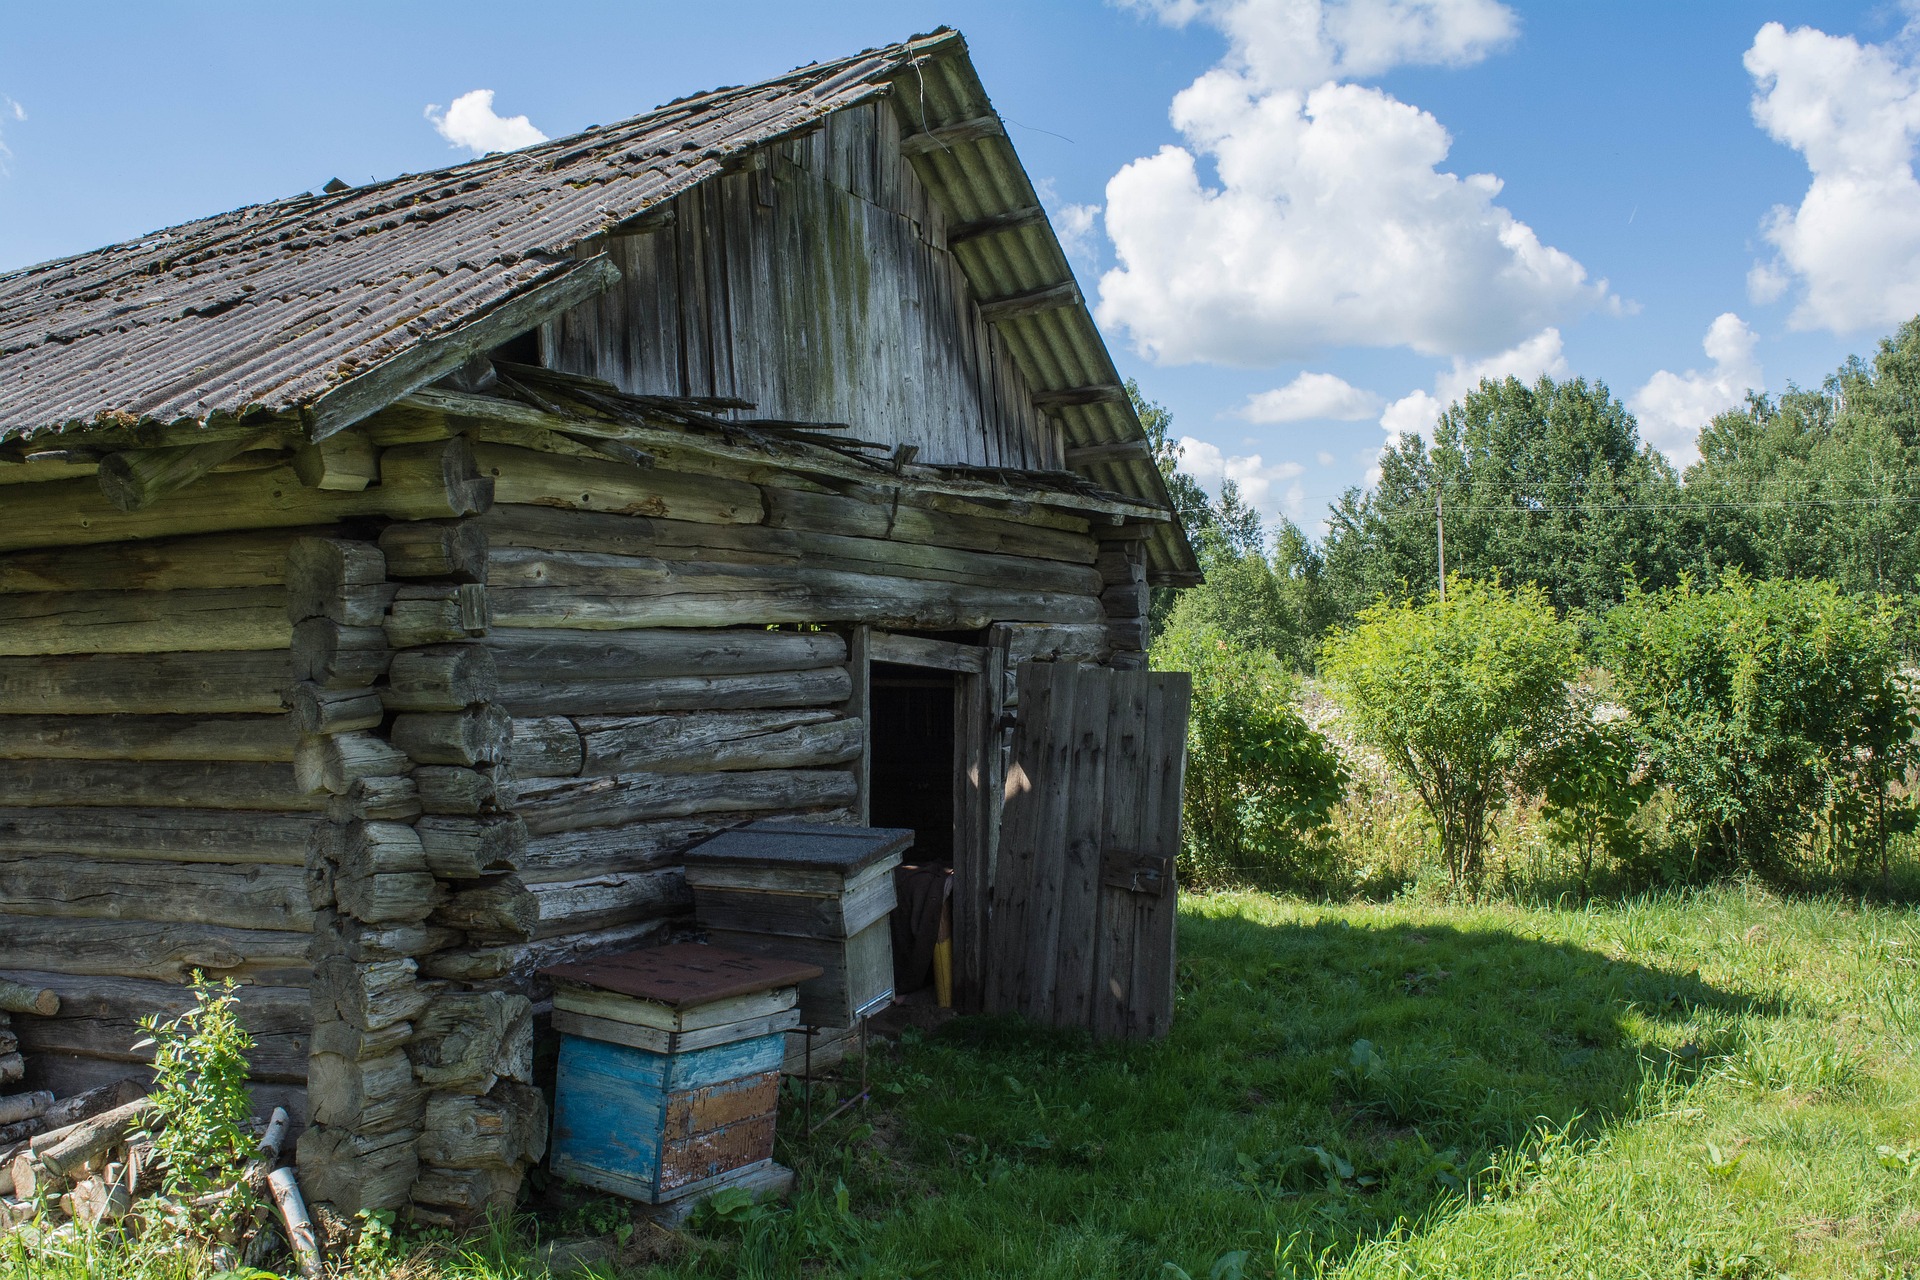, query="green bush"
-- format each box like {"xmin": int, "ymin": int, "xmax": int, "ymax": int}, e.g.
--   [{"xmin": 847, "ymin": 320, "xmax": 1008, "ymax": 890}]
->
[
  {"xmin": 1319, "ymin": 577, "xmax": 1579, "ymax": 894},
  {"xmin": 1602, "ymin": 571, "xmax": 1918, "ymax": 883},
  {"xmin": 137, "ymin": 972, "xmax": 258, "ymax": 1238},
  {"xmin": 1529, "ymin": 708, "xmax": 1650, "ymax": 898},
  {"xmin": 1152, "ymin": 607, "xmax": 1347, "ymax": 888}
]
